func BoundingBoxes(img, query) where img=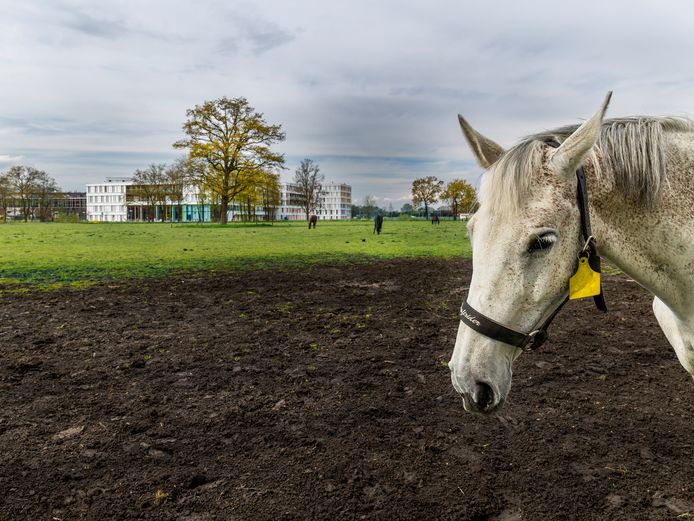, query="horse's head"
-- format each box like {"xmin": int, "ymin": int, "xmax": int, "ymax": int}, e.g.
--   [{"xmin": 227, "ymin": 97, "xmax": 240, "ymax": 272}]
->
[{"xmin": 450, "ymin": 93, "xmax": 612, "ymax": 414}]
